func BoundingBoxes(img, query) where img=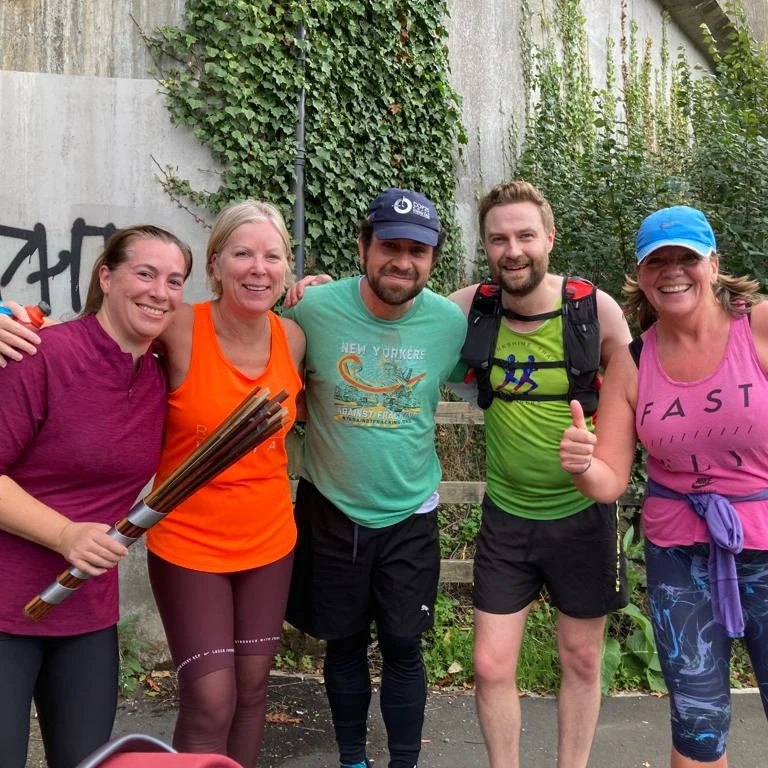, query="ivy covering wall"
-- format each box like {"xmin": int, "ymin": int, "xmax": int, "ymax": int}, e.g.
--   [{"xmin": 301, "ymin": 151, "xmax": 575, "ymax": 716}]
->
[
  {"xmin": 146, "ymin": 0, "xmax": 466, "ymax": 292},
  {"xmin": 514, "ymin": 0, "xmax": 768, "ymax": 303}
]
